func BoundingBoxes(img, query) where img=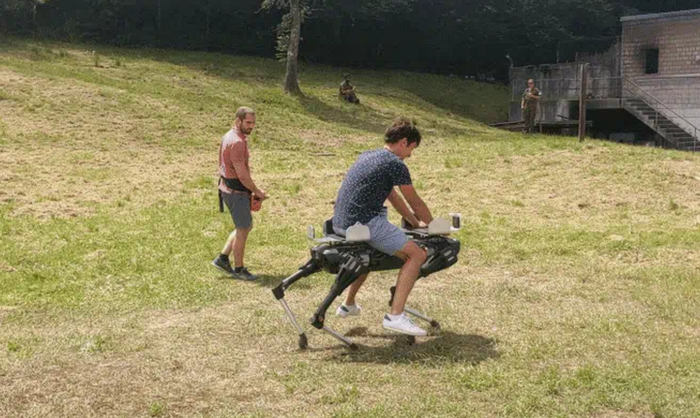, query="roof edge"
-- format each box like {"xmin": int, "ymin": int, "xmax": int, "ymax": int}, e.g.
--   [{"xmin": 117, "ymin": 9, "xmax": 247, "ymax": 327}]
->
[{"xmin": 621, "ymin": 8, "xmax": 700, "ymax": 23}]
